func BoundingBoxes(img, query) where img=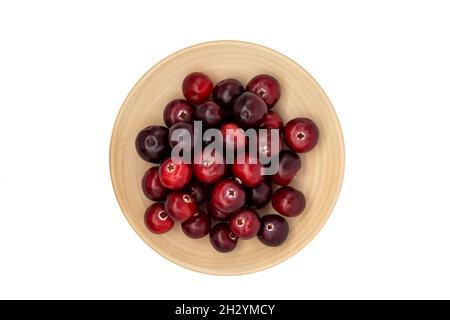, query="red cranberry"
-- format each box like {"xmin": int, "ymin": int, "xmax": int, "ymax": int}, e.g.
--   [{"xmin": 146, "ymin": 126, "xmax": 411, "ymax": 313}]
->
[
  {"xmin": 207, "ymin": 201, "xmax": 231, "ymax": 221},
  {"xmin": 246, "ymin": 74, "xmax": 281, "ymax": 108},
  {"xmin": 230, "ymin": 208, "xmax": 261, "ymax": 240},
  {"xmin": 232, "ymin": 92, "xmax": 267, "ymax": 129},
  {"xmin": 210, "ymin": 223, "xmax": 238, "ymax": 253},
  {"xmin": 169, "ymin": 122, "xmax": 194, "ymax": 149},
  {"xmin": 193, "ymin": 149, "xmax": 226, "ymax": 184},
  {"xmin": 163, "ymin": 99, "xmax": 193, "ymax": 127},
  {"xmin": 246, "ymin": 179, "xmax": 272, "ymax": 209},
  {"xmin": 258, "ymin": 214, "xmax": 289, "ymax": 246},
  {"xmin": 212, "ymin": 78, "xmax": 244, "ymax": 109},
  {"xmin": 185, "ymin": 180, "xmax": 208, "ymax": 206},
  {"xmin": 261, "ymin": 110, "xmax": 284, "ymax": 130},
  {"xmin": 211, "ymin": 179, "xmax": 246, "ymax": 213},
  {"xmin": 257, "ymin": 129, "xmax": 283, "ymax": 158},
  {"xmin": 195, "ymin": 101, "xmax": 224, "ymax": 128},
  {"xmin": 159, "ymin": 158, "xmax": 192, "ymax": 191},
  {"xmin": 272, "ymin": 186, "xmax": 306, "ymax": 217},
  {"xmin": 270, "ymin": 150, "xmax": 301, "ymax": 186},
  {"xmin": 142, "ymin": 167, "xmax": 168, "ymax": 201},
  {"xmin": 284, "ymin": 118, "xmax": 319, "ymax": 153},
  {"xmin": 182, "ymin": 72, "xmax": 213, "ymax": 104},
  {"xmin": 220, "ymin": 123, "xmax": 246, "ymax": 151},
  {"xmin": 181, "ymin": 210, "xmax": 211, "ymax": 239},
  {"xmin": 164, "ymin": 191, "xmax": 197, "ymax": 222},
  {"xmin": 144, "ymin": 203, "xmax": 174, "ymax": 234},
  {"xmin": 135, "ymin": 126, "xmax": 170, "ymax": 163},
  {"xmin": 232, "ymin": 154, "xmax": 263, "ymax": 187}
]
